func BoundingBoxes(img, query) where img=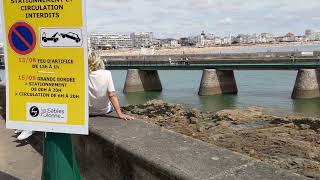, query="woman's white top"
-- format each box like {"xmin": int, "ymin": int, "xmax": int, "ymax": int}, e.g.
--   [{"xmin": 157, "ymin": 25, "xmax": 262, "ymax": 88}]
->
[{"xmin": 88, "ymin": 70, "xmax": 115, "ymax": 115}]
